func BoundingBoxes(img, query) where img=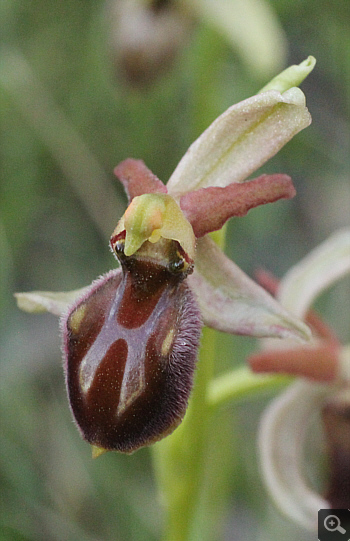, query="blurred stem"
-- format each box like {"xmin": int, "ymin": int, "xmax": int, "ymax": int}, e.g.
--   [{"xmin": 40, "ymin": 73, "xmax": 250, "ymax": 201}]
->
[
  {"xmin": 152, "ymin": 29, "xmax": 230, "ymax": 541},
  {"xmin": 152, "ymin": 226, "xmax": 225, "ymax": 541},
  {"xmin": 152, "ymin": 326, "xmax": 218, "ymax": 541},
  {"xmin": 0, "ymin": 48, "xmax": 123, "ymax": 239},
  {"xmin": 151, "ymin": 44, "xmax": 316, "ymax": 541},
  {"xmin": 208, "ymin": 366, "xmax": 291, "ymax": 408},
  {"xmin": 188, "ymin": 24, "xmax": 228, "ymax": 139}
]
